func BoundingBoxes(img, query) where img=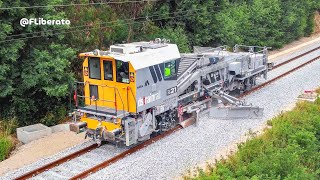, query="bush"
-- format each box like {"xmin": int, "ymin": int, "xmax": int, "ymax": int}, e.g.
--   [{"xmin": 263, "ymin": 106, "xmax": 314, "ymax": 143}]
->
[
  {"xmin": 0, "ymin": 118, "xmax": 18, "ymax": 136},
  {"xmin": 40, "ymin": 106, "xmax": 67, "ymax": 126}
]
